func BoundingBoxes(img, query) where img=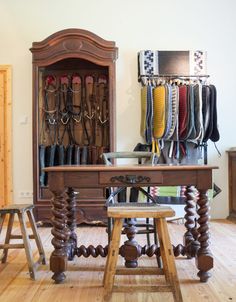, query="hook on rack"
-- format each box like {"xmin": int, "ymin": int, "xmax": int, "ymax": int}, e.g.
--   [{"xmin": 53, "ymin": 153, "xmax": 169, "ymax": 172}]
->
[{"xmin": 138, "ymin": 74, "xmax": 210, "ymax": 84}]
